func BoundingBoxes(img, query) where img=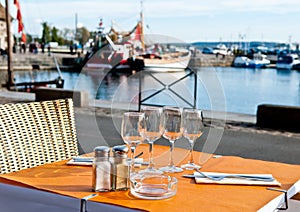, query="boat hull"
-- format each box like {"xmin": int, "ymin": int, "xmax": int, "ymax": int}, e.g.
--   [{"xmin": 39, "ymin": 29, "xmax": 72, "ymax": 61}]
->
[
  {"xmin": 142, "ymin": 52, "xmax": 191, "ymax": 72},
  {"xmin": 248, "ymin": 61, "xmax": 270, "ymax": 68},
  {"xmin": 276, "ymin": 63, "xmax": 294, "ymax": 70},
  {"xmin": 233, "ymin": 55, "xmax": 270, "ymax": 69},
  {"xmin": 83, "ymin": 50, "xmax": 144, "ymax": 73},
  {"xmin": 276, "ymin": 54, "xmax": 300, "ymax": 70}
]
